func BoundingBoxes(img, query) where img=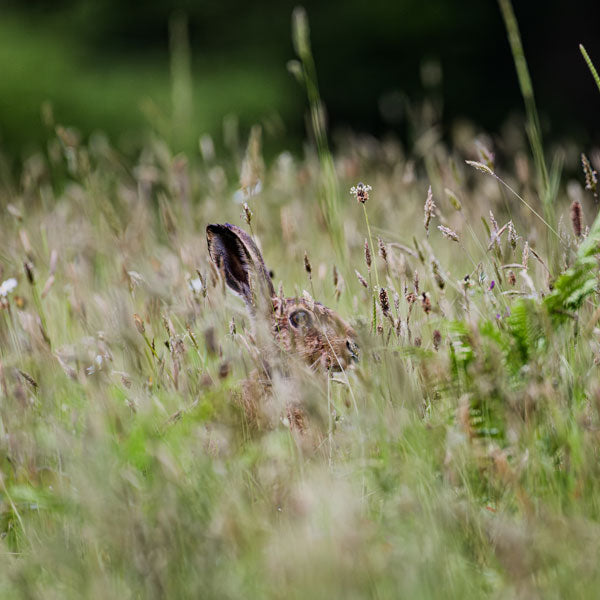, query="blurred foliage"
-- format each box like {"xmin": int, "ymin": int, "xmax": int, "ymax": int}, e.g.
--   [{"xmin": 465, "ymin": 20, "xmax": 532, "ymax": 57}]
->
[
  {"xmin": 1, "ymin": 0, "xmax": 600, "ymax": 158},
  {"xmin": 1, "ymin": 2, "xmax": 600, "ymax": 596},
  {"xmin": 1, "ymin": 90, "xmax": 600, "ymax": 596}
]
